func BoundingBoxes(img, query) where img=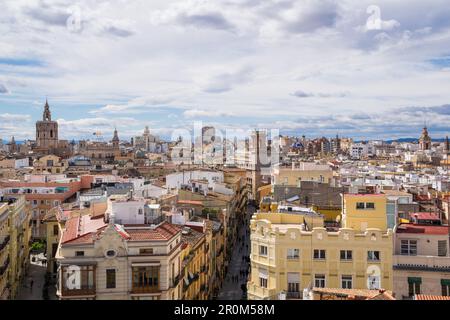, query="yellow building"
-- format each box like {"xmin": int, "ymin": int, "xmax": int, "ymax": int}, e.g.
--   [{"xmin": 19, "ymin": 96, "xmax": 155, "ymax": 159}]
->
[
  {"xmin": 33, "ymin": 155, "xmax": 68, "ymax": 174},
  {"xmin": 180, "ymin": 226, "xmax": 208, "ymax": 300},
  {"xmin": 0, "ymin": 203, "xmax": 11, "ymax": 300},
  {"xmin": 247, "ymin": 195, "xmax": 393, "ymax": 300},
  {"xmin": 272, "ymin": 162, "xmax": 333, "ymax": 186},
  {"xmin": 342, "ymin": 194, "xmax": 388, "ymax": 232},
  {"xmin": 1, "ymin": 195, "xmax": 32, "ymax": 299}
]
